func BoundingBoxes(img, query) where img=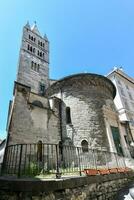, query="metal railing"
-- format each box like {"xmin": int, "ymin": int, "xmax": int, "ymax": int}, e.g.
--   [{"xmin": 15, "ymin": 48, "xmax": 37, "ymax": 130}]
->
[{"xmin": 1, "ymin": 143, "xmax": 127, "ymax": 178}]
